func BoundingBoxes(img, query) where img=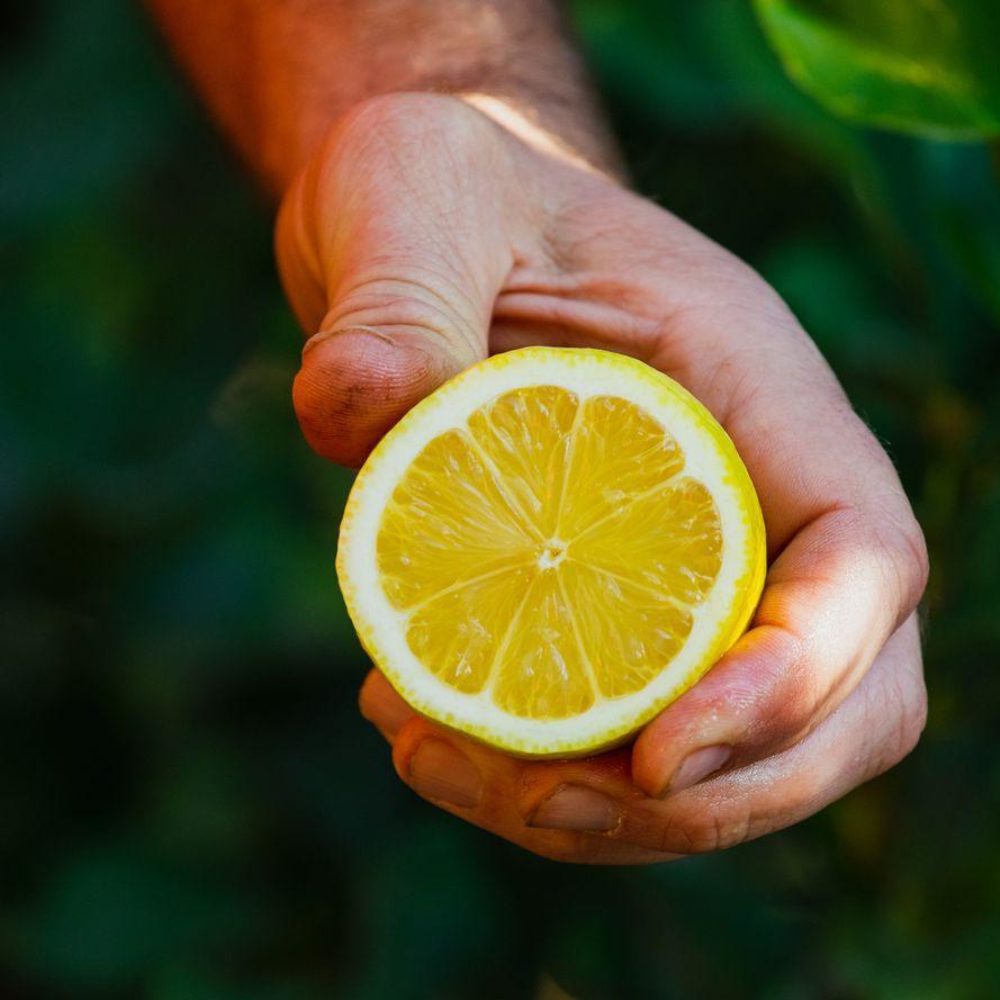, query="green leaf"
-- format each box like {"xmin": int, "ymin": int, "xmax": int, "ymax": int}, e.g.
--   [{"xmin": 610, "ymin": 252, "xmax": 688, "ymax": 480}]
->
[{"xmin": 753, "ymin": 0, "xmax": 1000, "ymax": 138}]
